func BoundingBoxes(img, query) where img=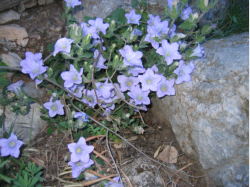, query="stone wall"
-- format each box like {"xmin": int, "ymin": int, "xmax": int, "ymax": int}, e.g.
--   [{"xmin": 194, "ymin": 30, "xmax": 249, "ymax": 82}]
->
[{"xmin": 150, "ymin": 32, "xmax": 249, "ymax": 187}]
